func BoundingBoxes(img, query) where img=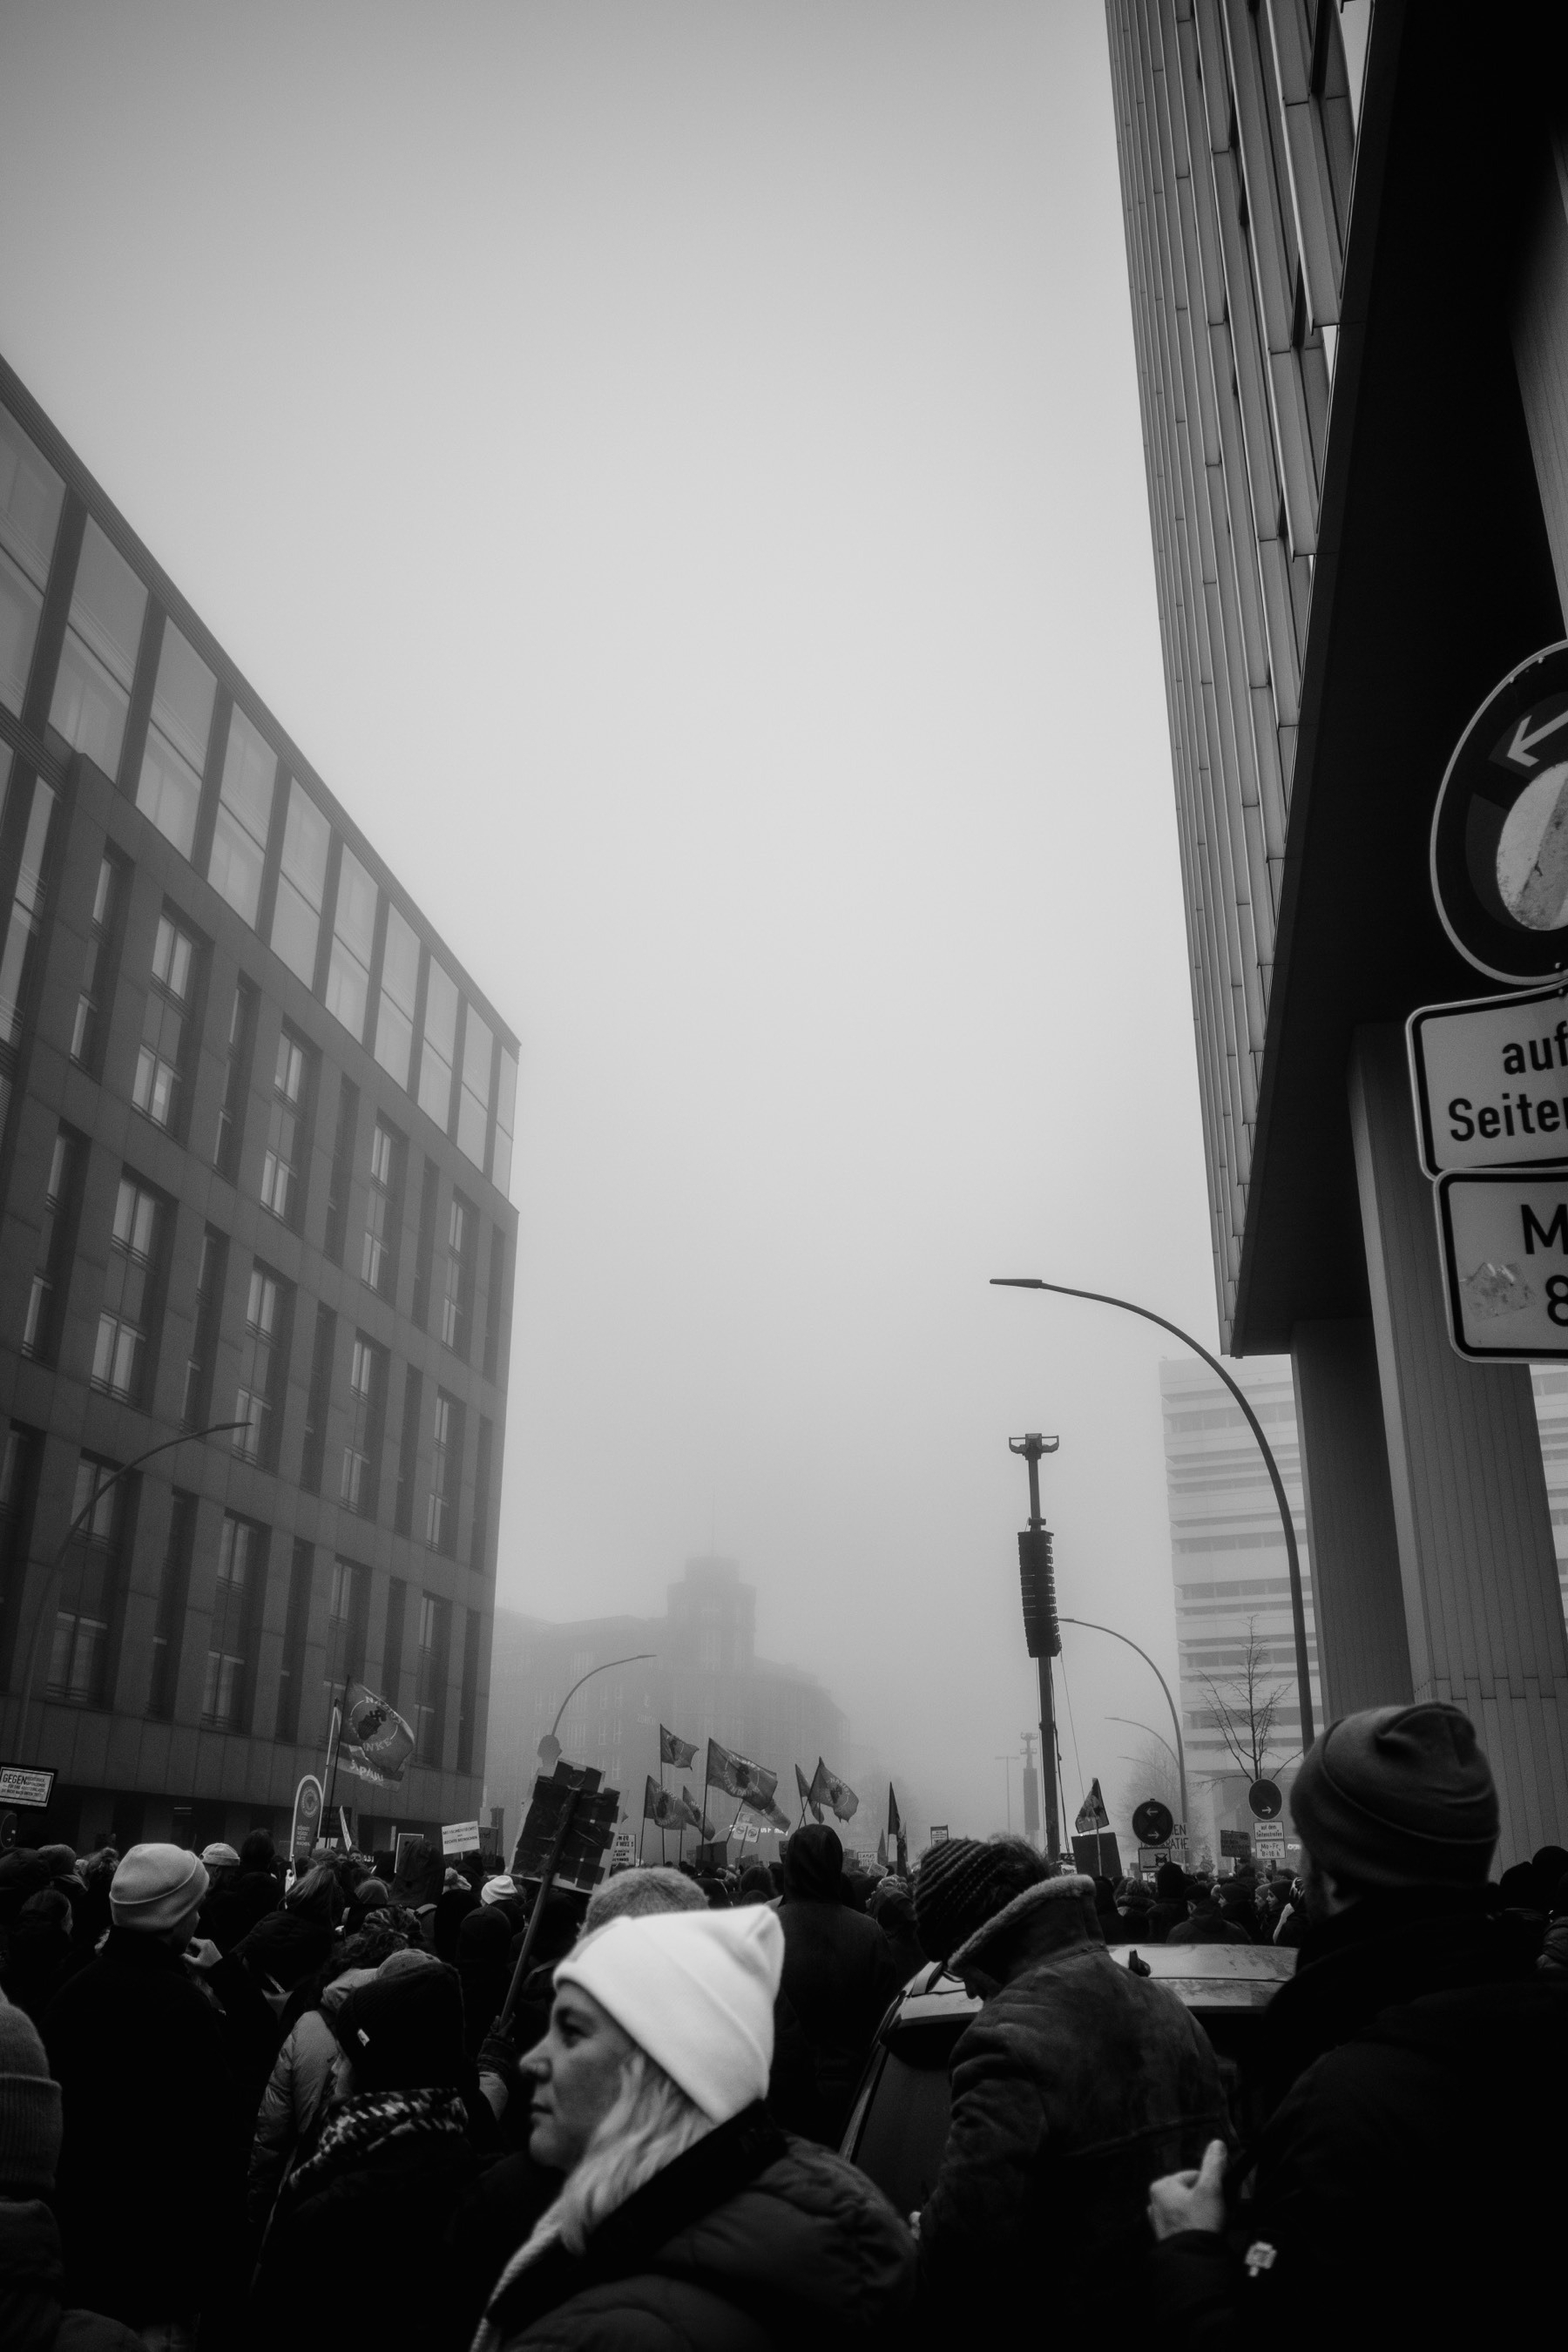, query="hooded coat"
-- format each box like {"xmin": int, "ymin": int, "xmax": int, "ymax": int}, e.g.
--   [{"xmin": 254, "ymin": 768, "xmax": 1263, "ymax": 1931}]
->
[
  {"xmin": 773, "ymin": 1828, "xmax": 902, "ymax": 2145},
  {"xmin": 917, "ymin": 1875, "xmax": 1228, "ymax": 2335},
  {"xmin": 1152, "ymin": 1891, "xmax": 1568, "ymax": 2348},
  {"xmin": 479, "ymin": 2103, "xmax": 915, "ymax": 2352}
]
